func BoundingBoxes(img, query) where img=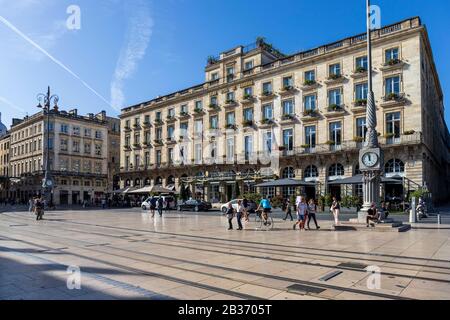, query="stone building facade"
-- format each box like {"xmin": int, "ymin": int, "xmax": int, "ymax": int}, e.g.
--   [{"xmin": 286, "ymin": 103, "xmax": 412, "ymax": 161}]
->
[
  {"xmin": 119, "ymin": 17, "xmax": 450, "ymax": 205},
  {"xmin": 5, "ymin": 108, "xmax": 120, "ymax": 205}
]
